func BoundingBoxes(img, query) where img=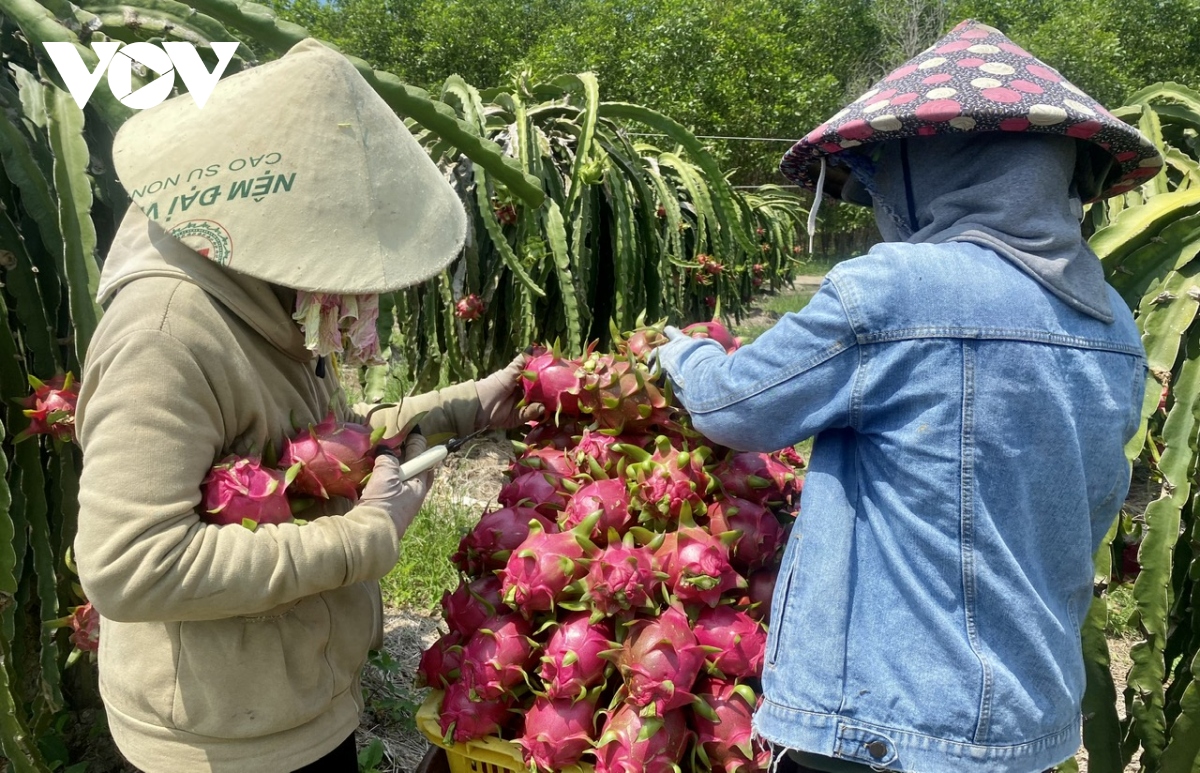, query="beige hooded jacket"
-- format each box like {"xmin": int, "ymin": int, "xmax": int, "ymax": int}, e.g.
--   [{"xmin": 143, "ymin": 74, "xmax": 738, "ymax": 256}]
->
[{"xmin": 75, "ymin": 208, "xmax": 480, "ymax": 772}]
